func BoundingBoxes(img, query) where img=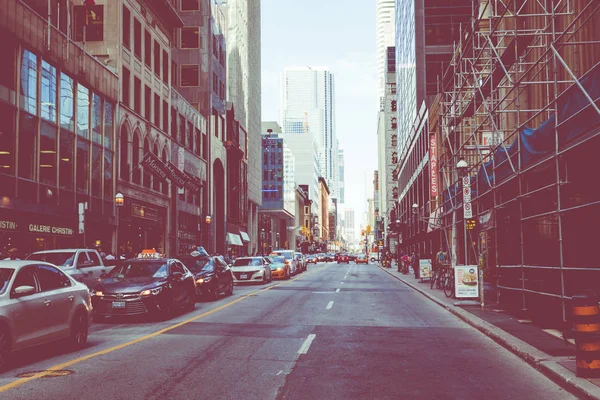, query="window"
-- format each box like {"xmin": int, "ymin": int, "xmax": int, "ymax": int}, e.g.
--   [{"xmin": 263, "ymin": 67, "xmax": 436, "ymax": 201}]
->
[
  {"xmin": 122, "ymin": 67, "xmax": 130, "ymax": 108},
  {"xmin": 87, "ymin": 251, "xmax": 101, "ymax": 265},
  {"xmin": 134, "ymin": 77, "xmax": 141, "ymax": 114},
  {"xmin": 76, "ymin": 139, "xmax": 90, "ymax": 194},
  {"xmin": 161, "ymin": 148, "xmax": 169, "ymax": 195},
  {"xmin": 162, "ymin": 50, "xmax": 169, "ymax": 84},
  {"xmin": 91, "ymin": 143, "xmax": 102, "ymax": 197},
  {"xmin": 0, "ymin": 40, "xmax": 16, "ymax": 104},
  {"xmin": 40, "ymin": 121, "xmax": 57, "ymax": 186},
  {"xmin": 154, "ymin": 41, "xmax": 161, "ymax": 75},
  {"xmin": 20, "ymin": 49, "xmax": 37, "ymax": 115},
  {"xmin": 152, "ymin": 143, "xmax": 160, "ymax": 191},
  {"xmin": 91, "ymin": 93, "xmax": 102, "ymax": 145},
  {"xmin": 104, "ymin": 101, "xmax": 114, "ymax": 150},
  {"xmin": 132, "ymin": 132, "xmax": 141, "ymax": 184},
  {"xmin": 133, "ymin": 18, "xmax": 141, "ymax": 59},
  {"xmin": 59, "ymin": 130, "xmax": 74, "ymax": 190},
  {"xmin": 122, "ymin": 5, "xmax": 131, "ymax": 49},
  {"xmin": 37, "ymin": 265, "xmax": 71, "ymax": 291},
  {"xmin": 74, "ymin": 5, "xmax": 104, "ymax": 42},
  {"xmin": 144, "ymin": 30, "xmax": 151, "ymax": 67},
  {"xmin": 104, "ymin": 149, "xmax": 113, "ymax": 199},
  {"xmin": 144, "ymin": 85, "xmax": 151, "ymax": 120},
  {"xmin": 18, "ymin": 113, "xmax": 37, "ymax": 180},
  {"xmin": 171, "ymin": 60, "xmax": 177, "ymax": 86},
  {"xmin": 181, "ymin": 0, "xmax": 199, "ymax": 11},
  {"xmin": 0, "ymin": 103, "xmax": 16, "ymax": 175},
  {"xmin": 119, "ymin": 127, "xmax": 128, "ymax": 181},
  {"xmin": 171, "ymin": 107, "xmax": 177, "ymax": 137},
  {"xmin": 12, "ymin": 267, "xmax": 37, "ymax": 293},
  {"xmin": 76, "ymin": 84, "xmax": 90, "ymax": 138},
  {"xmin": 162, "ymin": 100, "xmax": 168, "ymax": 132},
  {"xmin": 40, "ymin": 61, "xmax": 57, "ymax": 122},
  {"xmin": 180, "ymin": 65, "xmax": 199, "ymax": 87},
  {"xmin": 171, "ymin": 262, "xmax": 185, "ymax": 275},
  {"xmin": 154, "ymin": 93, "xmax": 160, "ymax": 127},
  {"xmin": 181, "ymin": 28, "xmax": 199, "ymax": 49}
]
